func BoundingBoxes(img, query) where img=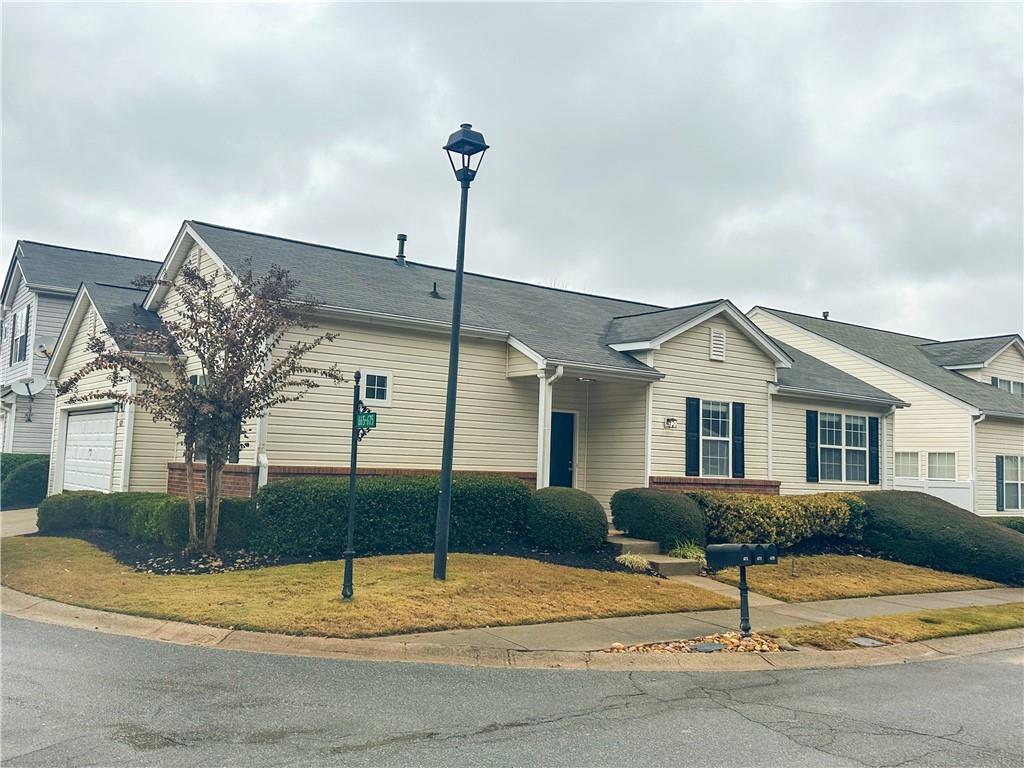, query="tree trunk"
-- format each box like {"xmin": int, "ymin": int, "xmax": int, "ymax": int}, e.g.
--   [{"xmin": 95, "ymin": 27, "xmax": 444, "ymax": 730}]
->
[
  {"xmin": 184, "ymin": 444, "xmax": 200, "ymax": 552},
  {"xmin": 203, "ymin": 459, "xmax": 224, "ymax": 552}
]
